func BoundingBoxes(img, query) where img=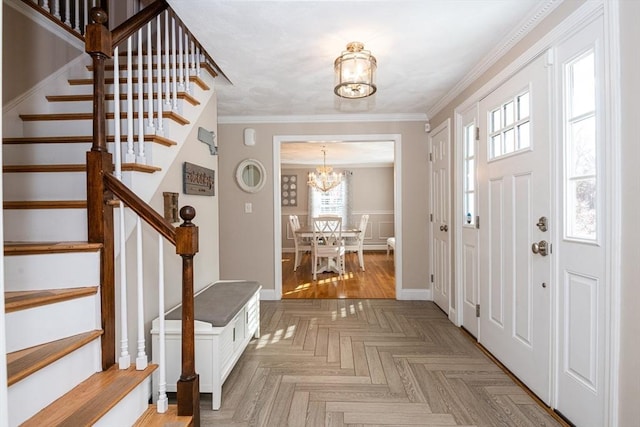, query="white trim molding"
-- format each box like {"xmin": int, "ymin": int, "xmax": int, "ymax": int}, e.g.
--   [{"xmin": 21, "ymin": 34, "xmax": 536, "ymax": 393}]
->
[
  {"xmin": 397, "ymin": 289, "xmax": 431, "ymax": 301},
  {"xmin": 220, "ymin": 113, "xmax": 427, "ymax": 125}
]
